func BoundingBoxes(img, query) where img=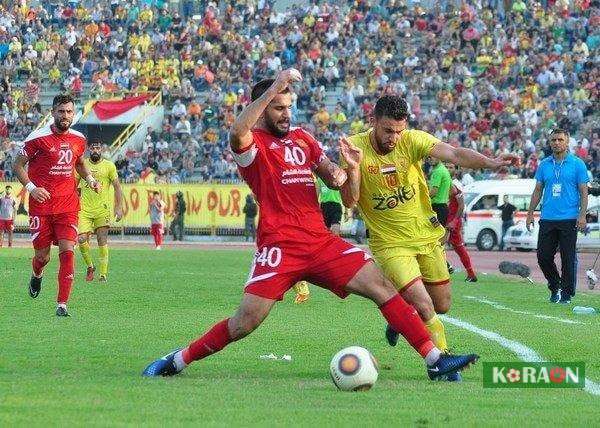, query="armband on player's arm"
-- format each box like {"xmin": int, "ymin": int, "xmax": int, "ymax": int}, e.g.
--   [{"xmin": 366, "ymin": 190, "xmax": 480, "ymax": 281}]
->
[
  {"xmin": 25, "ymin": 182, "xmax": 37, "ymax": 192},
  {"xmin": 230, "ymin": 142, "xmax": 258, "ymax": 168}
]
